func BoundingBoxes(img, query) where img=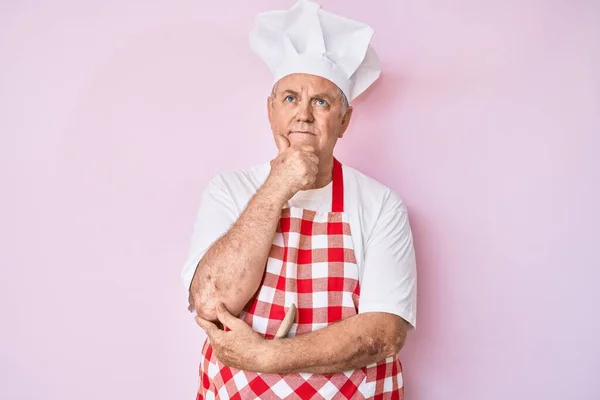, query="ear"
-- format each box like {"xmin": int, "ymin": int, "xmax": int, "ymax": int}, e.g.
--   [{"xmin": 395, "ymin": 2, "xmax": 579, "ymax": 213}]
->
[
  {"xmin": 267, "ymin": 95, "xmax": 275, "ymax": 130},
  {"xmin": 267, "ymin": 96, "xmax": 273, "ymax": 120},
  {"xmin": 338, "ymin": 106, "xmax": 353, "ymax": 139}
]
